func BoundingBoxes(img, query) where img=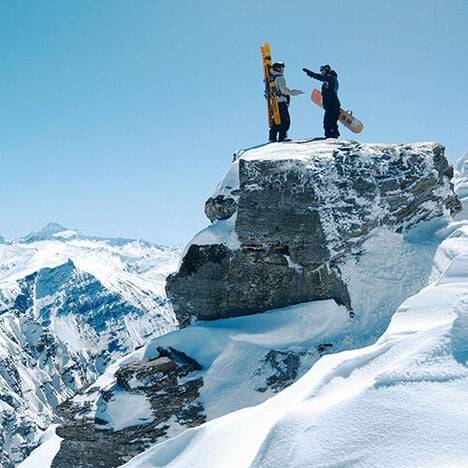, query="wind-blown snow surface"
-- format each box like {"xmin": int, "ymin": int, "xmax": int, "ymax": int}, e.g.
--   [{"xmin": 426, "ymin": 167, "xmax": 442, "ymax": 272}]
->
[
  {"xmin": 121, "ymin": 152, "xmax": 468, "ymax": 468},
  {"xmin": 0, "ymin": 224, "xmax": 181, "ymax": 466}
]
